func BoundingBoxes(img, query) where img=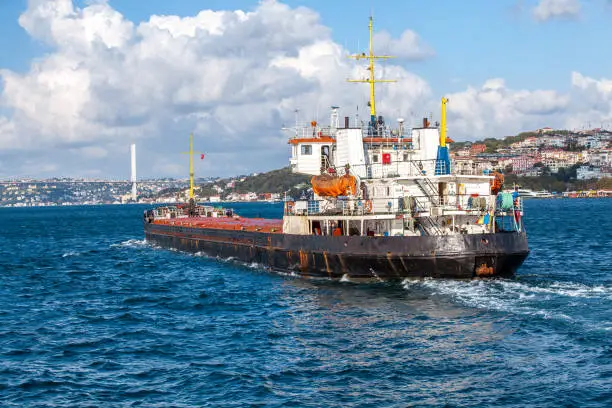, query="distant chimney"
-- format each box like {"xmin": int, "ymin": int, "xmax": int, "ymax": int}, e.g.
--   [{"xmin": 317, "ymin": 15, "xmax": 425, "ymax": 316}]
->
[
  {"xmin": 422, "ymin": 117, "xmax": 428, "ymax": 128},
  {"xmin": 344, "ymin": 116, "xmax": 350, "ymax": 128},
  {"xmin": 130, "ymin": 144, "xmax": 137, "ymax": 202}
]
